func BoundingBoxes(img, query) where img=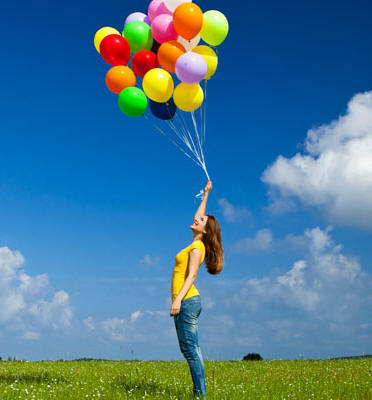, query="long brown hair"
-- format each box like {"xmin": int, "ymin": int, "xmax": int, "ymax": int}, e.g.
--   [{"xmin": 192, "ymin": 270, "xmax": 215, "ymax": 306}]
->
[{"xmin": 202, "ymin": 214, "xmax": 224, "ymax": 275}]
